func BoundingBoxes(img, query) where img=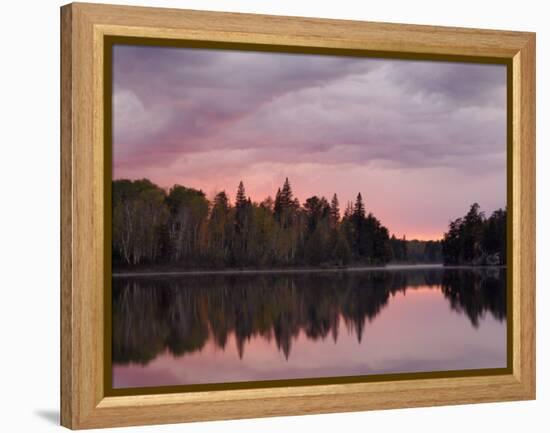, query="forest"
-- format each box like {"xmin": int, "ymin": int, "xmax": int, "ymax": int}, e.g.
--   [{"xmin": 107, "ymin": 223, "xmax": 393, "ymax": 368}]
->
[
  {"xmin": 112, "ymin": 178, "xmax": 442, "ymax": 270},
  {"xmin": 442, "ymin": 203, "xmax": 507, "ymax": 266}
]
